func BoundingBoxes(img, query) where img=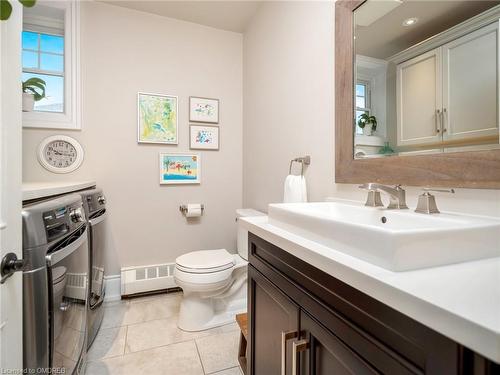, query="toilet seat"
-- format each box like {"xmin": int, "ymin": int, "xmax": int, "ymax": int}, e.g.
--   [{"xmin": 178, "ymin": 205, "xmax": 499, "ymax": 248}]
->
[{"xmin": 176, "ymin": 249, "xmax": 235, "ymax": 274}]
